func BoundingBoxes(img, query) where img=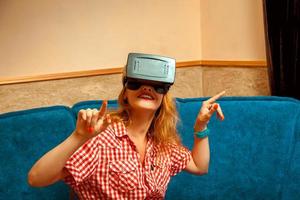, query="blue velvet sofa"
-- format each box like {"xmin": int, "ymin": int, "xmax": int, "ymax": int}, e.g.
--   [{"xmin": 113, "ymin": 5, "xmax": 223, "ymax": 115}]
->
[{"xmin": 0, "ymin": 96, "xmax": 299, "ymax": 200}]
